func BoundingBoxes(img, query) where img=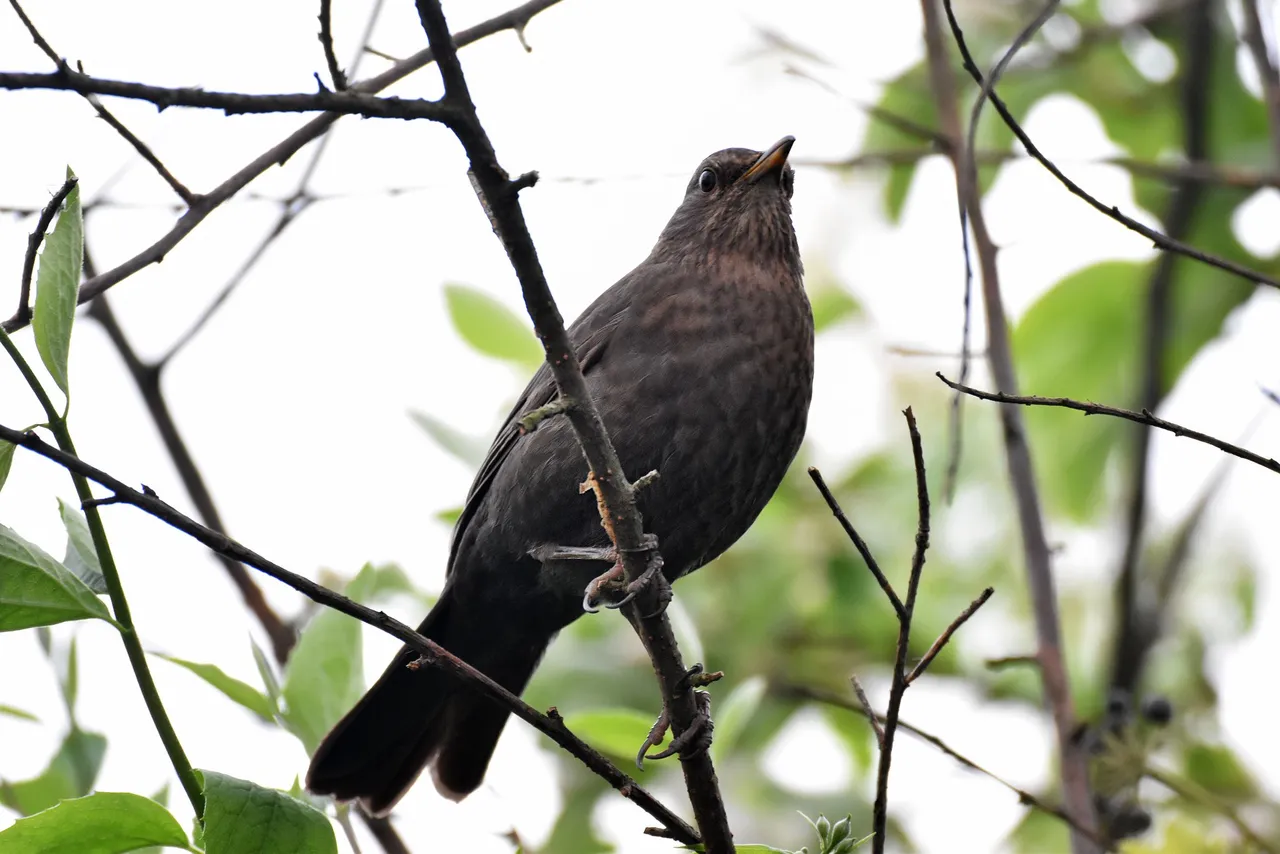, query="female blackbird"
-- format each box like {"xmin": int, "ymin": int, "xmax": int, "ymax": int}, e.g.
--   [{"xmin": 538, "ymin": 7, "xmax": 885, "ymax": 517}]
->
[{"xmin": 307, "ymin": 137, "xmax": 814, "ymax": 815}]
